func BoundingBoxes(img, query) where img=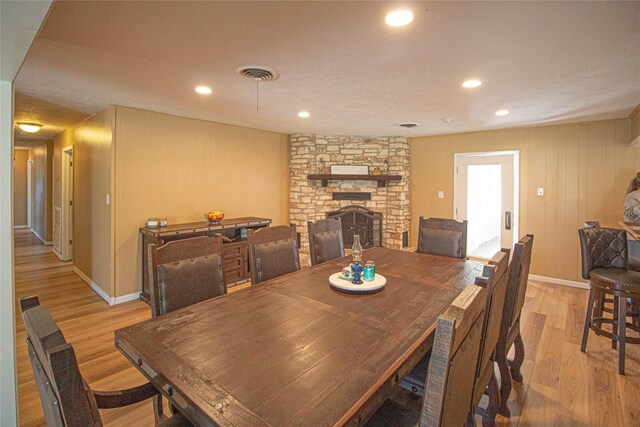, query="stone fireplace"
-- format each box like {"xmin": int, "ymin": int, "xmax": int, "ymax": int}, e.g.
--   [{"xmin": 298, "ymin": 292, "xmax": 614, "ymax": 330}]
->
[{"xmin": 289, "ymin": 134, "xmax": 410, "ymax": 265}]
